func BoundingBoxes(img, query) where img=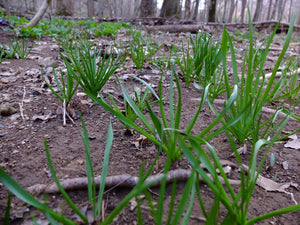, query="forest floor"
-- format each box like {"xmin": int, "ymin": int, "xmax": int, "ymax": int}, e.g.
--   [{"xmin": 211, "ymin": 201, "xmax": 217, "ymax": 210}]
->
[{"xmin": 0, "ymin": 23, "xmax": 300, "ymax": 224}]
